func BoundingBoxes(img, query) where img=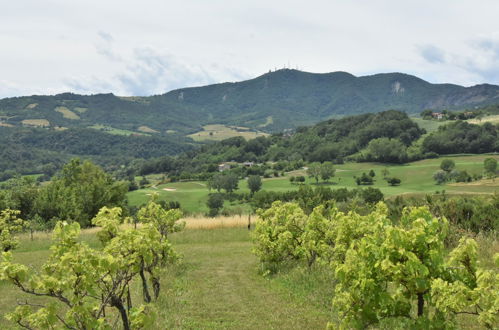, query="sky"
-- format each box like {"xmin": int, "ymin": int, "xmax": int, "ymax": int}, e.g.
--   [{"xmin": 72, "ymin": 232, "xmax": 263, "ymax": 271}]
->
[{"xmin": 2, "ymin": 0, "xmax": 499, "ymax": 98}]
